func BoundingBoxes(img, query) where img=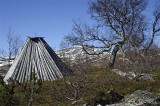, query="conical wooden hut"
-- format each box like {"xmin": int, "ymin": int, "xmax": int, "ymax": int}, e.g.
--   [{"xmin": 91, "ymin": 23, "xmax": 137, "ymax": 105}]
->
[{"xmin": 4, "ymin": 37, "xmax": 73, "ymax": 83}]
